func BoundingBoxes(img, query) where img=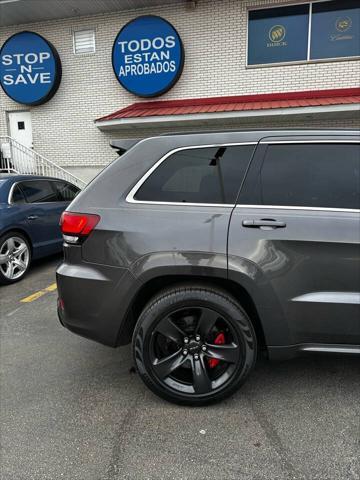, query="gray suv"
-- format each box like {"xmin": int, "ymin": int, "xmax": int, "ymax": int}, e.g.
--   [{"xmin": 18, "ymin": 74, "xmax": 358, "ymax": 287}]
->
[{"xmin": 57, "ymin": 130, "xmax": 360, "ymax": 405}]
